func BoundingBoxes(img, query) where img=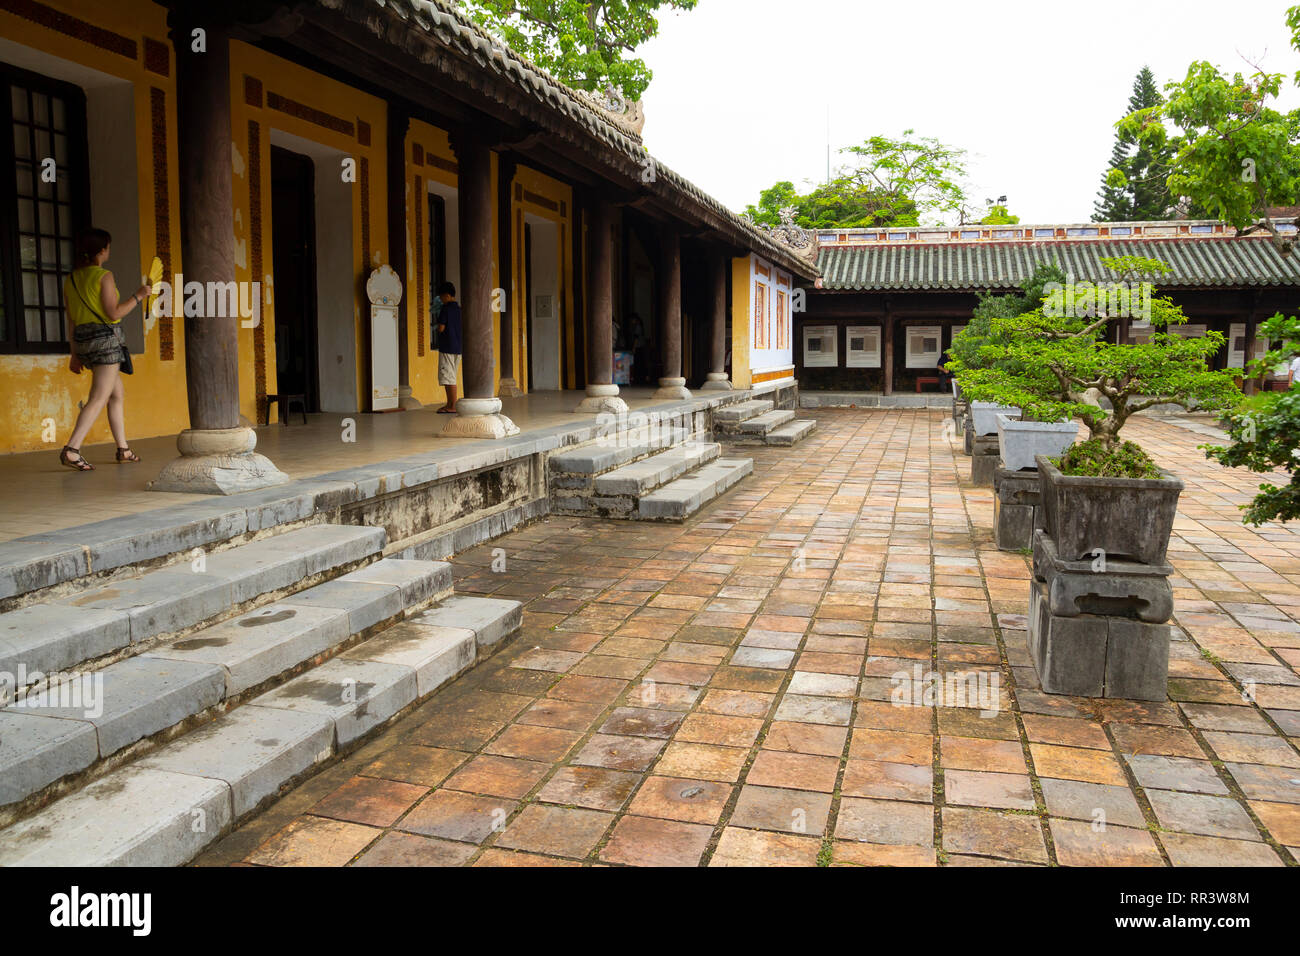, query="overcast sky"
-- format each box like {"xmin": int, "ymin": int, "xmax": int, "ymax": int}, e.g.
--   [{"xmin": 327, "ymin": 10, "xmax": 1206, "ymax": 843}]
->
[{"xmin": 636, "ymin": 0, "xmax": 1300, "ymax": 224}]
